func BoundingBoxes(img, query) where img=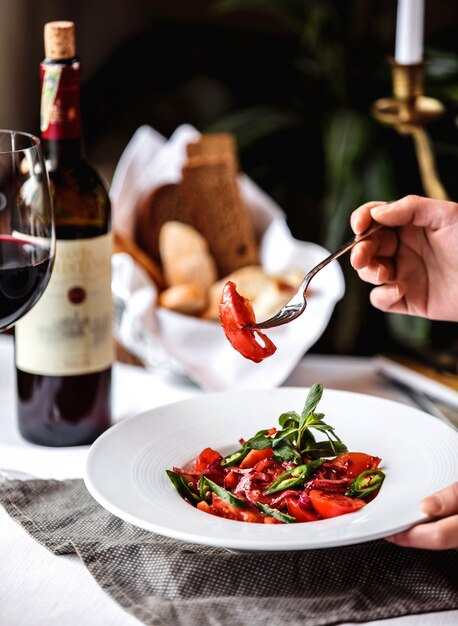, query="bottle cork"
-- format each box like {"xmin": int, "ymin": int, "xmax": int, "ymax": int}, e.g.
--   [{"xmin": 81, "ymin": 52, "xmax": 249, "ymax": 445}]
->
[{"xmin": 44, "ymin": 21, "xmax": 76, "ymax": 60}]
